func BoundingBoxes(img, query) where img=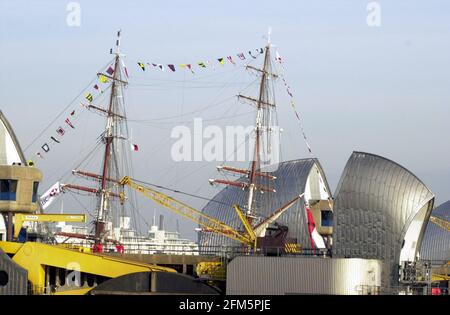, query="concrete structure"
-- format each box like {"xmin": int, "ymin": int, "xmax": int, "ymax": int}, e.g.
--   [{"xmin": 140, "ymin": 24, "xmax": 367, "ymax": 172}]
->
[
  {"xmin": 227, "ymin": 256, "xmax": 382, "ymax": 295},
  {"xmin": 0, "ymin": 111, "xmax": 43, "ymax": 241},
  {"xmin": 332, "ymin": 151, "xmax": 435, "ymax": 290},
  {"xmin": 199, "ymin": 159, "xmax": 333, "ymax": 251},
  {"xmin": 0, "ymin": 165, "xmax": 43, "ymax": 213}
]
